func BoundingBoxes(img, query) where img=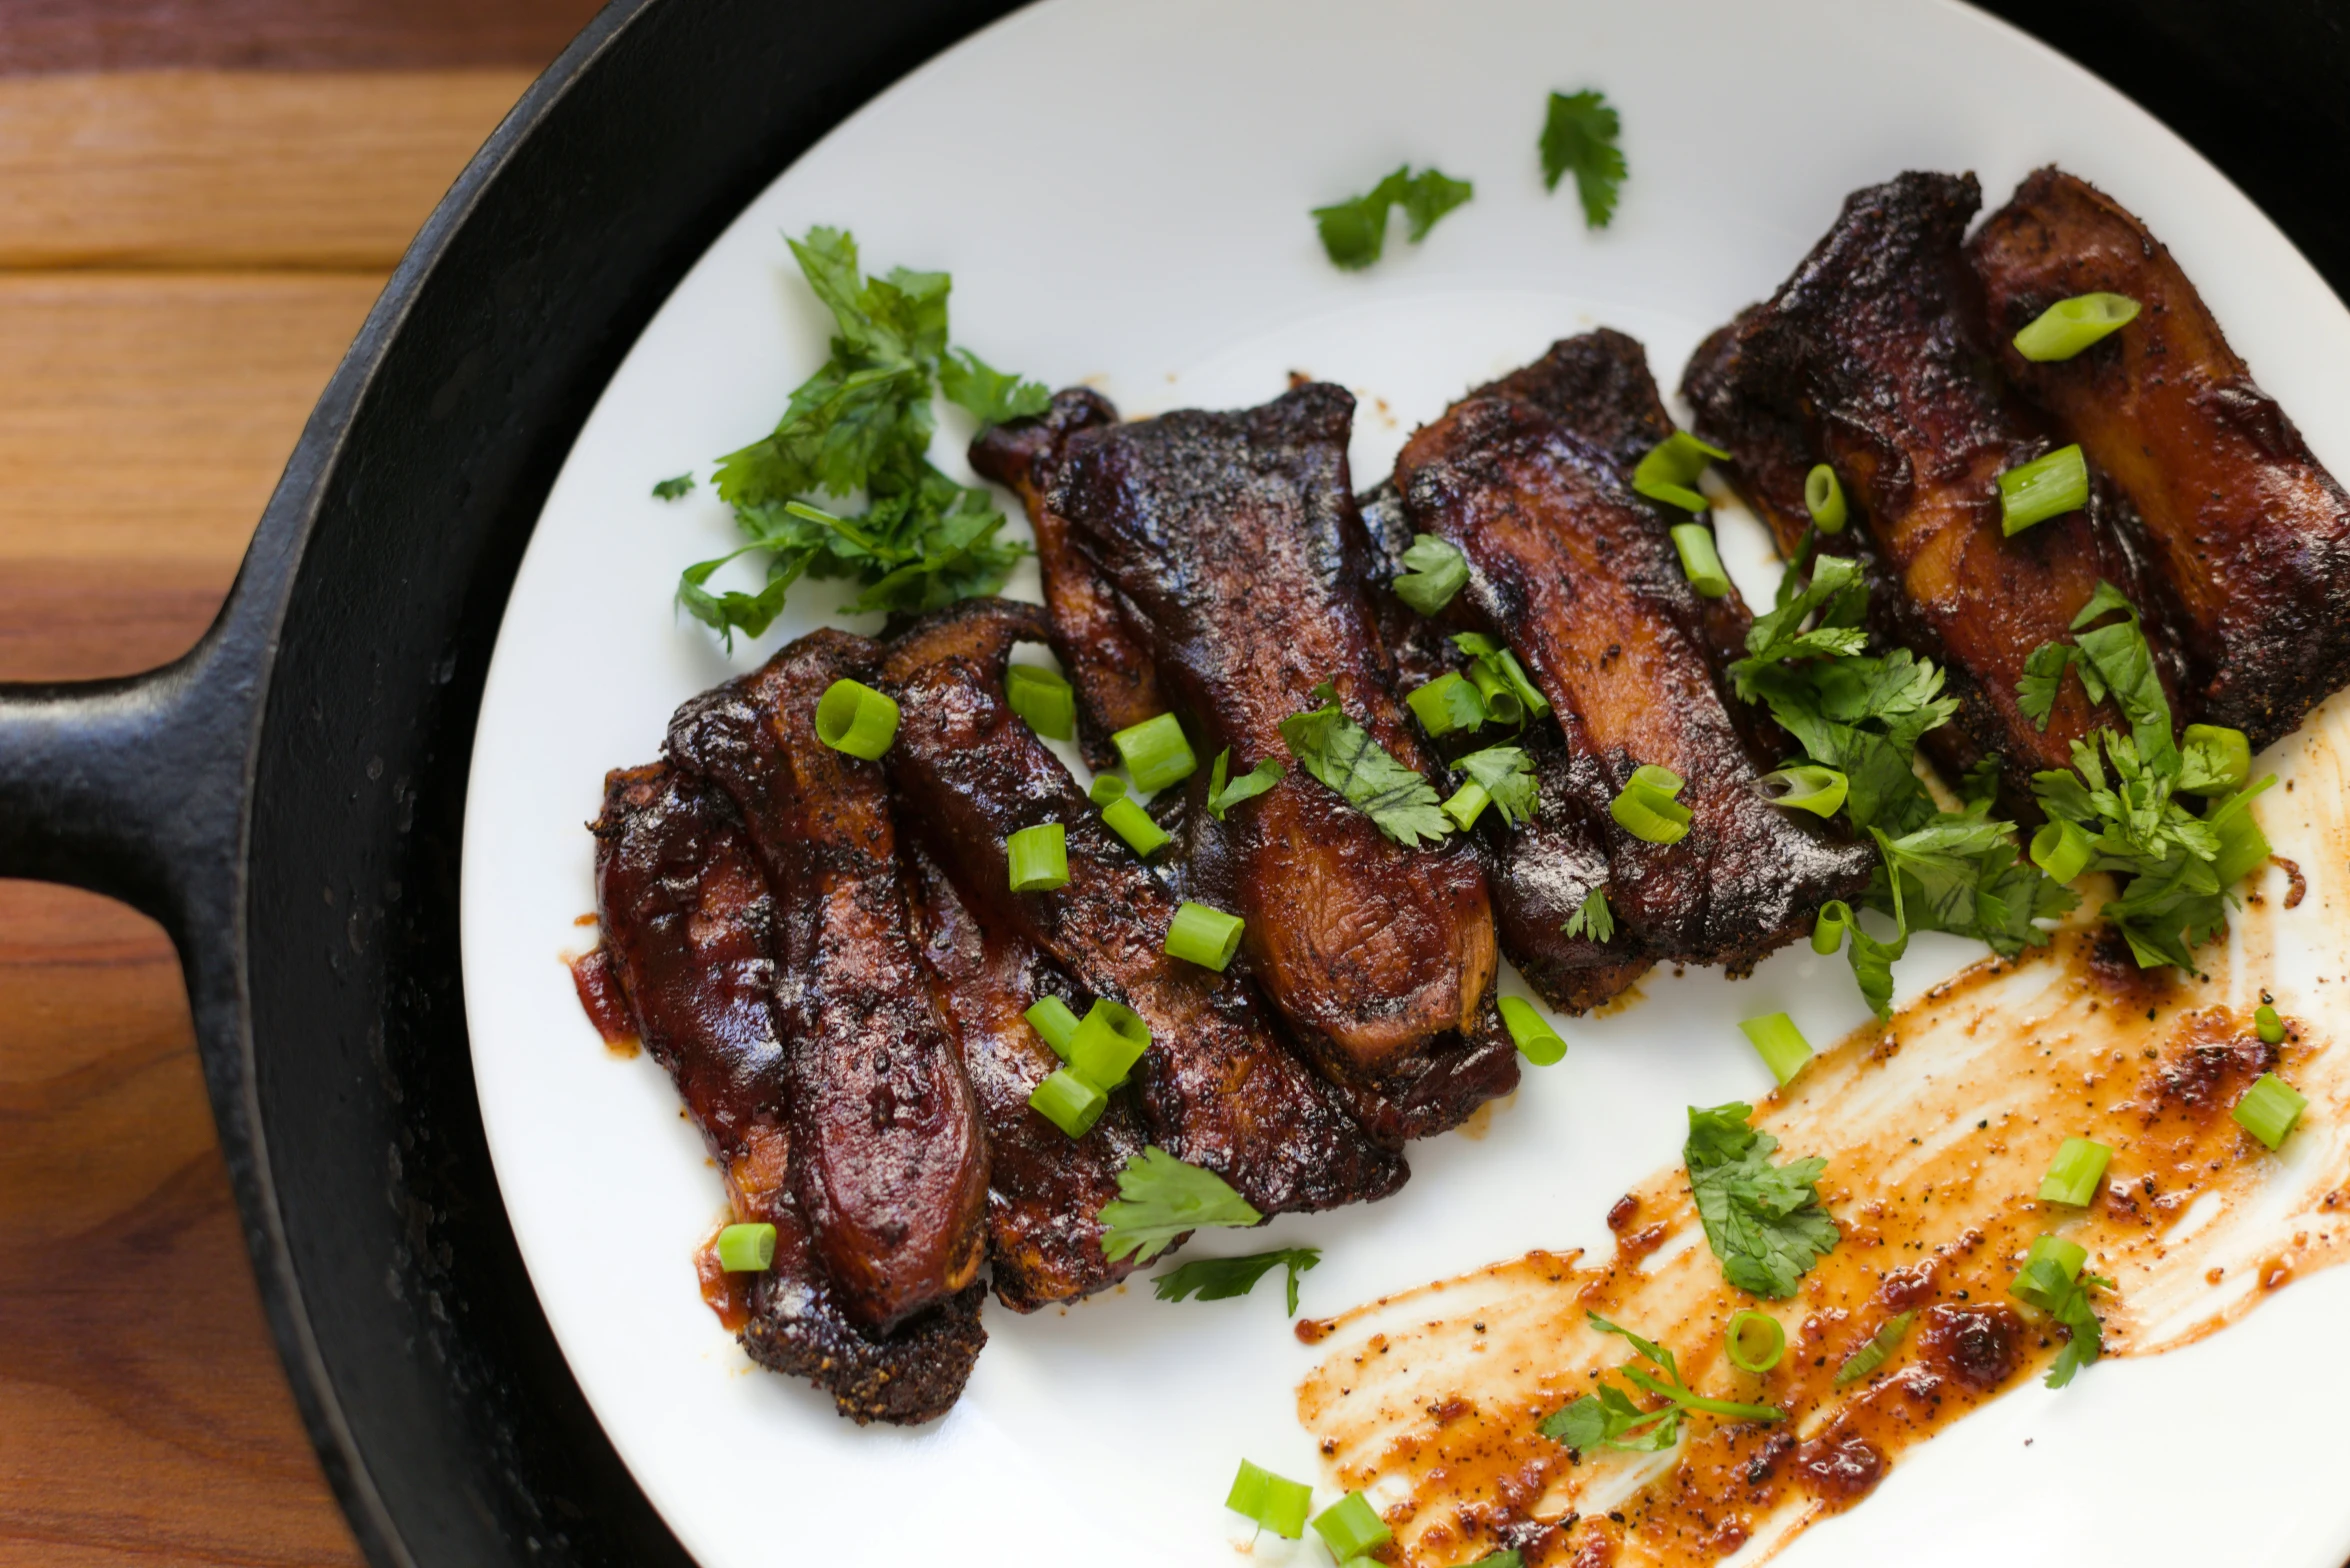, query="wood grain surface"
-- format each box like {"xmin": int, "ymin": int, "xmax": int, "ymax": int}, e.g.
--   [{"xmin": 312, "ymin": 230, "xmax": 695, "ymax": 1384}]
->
[{"xmin": 0, "ymin": 13, "xmax": 581, "ymax": 1560}]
